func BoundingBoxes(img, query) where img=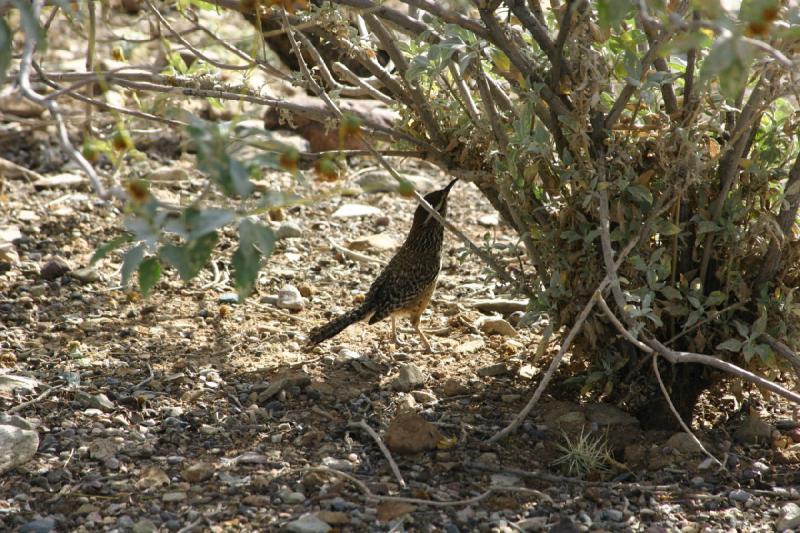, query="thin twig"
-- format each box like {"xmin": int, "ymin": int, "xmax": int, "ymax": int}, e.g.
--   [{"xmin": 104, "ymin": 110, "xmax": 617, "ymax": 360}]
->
[
  {"xmin": 8, "ymin": 385, "xmax": 64, "ymax": 415},
  {"xmin": 348, "ymin": 419, "xmax": 407, "ymax": 489},
  {"xmin": 328, "ymin": 239, "xmax": 386, "ymax": 266}
]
